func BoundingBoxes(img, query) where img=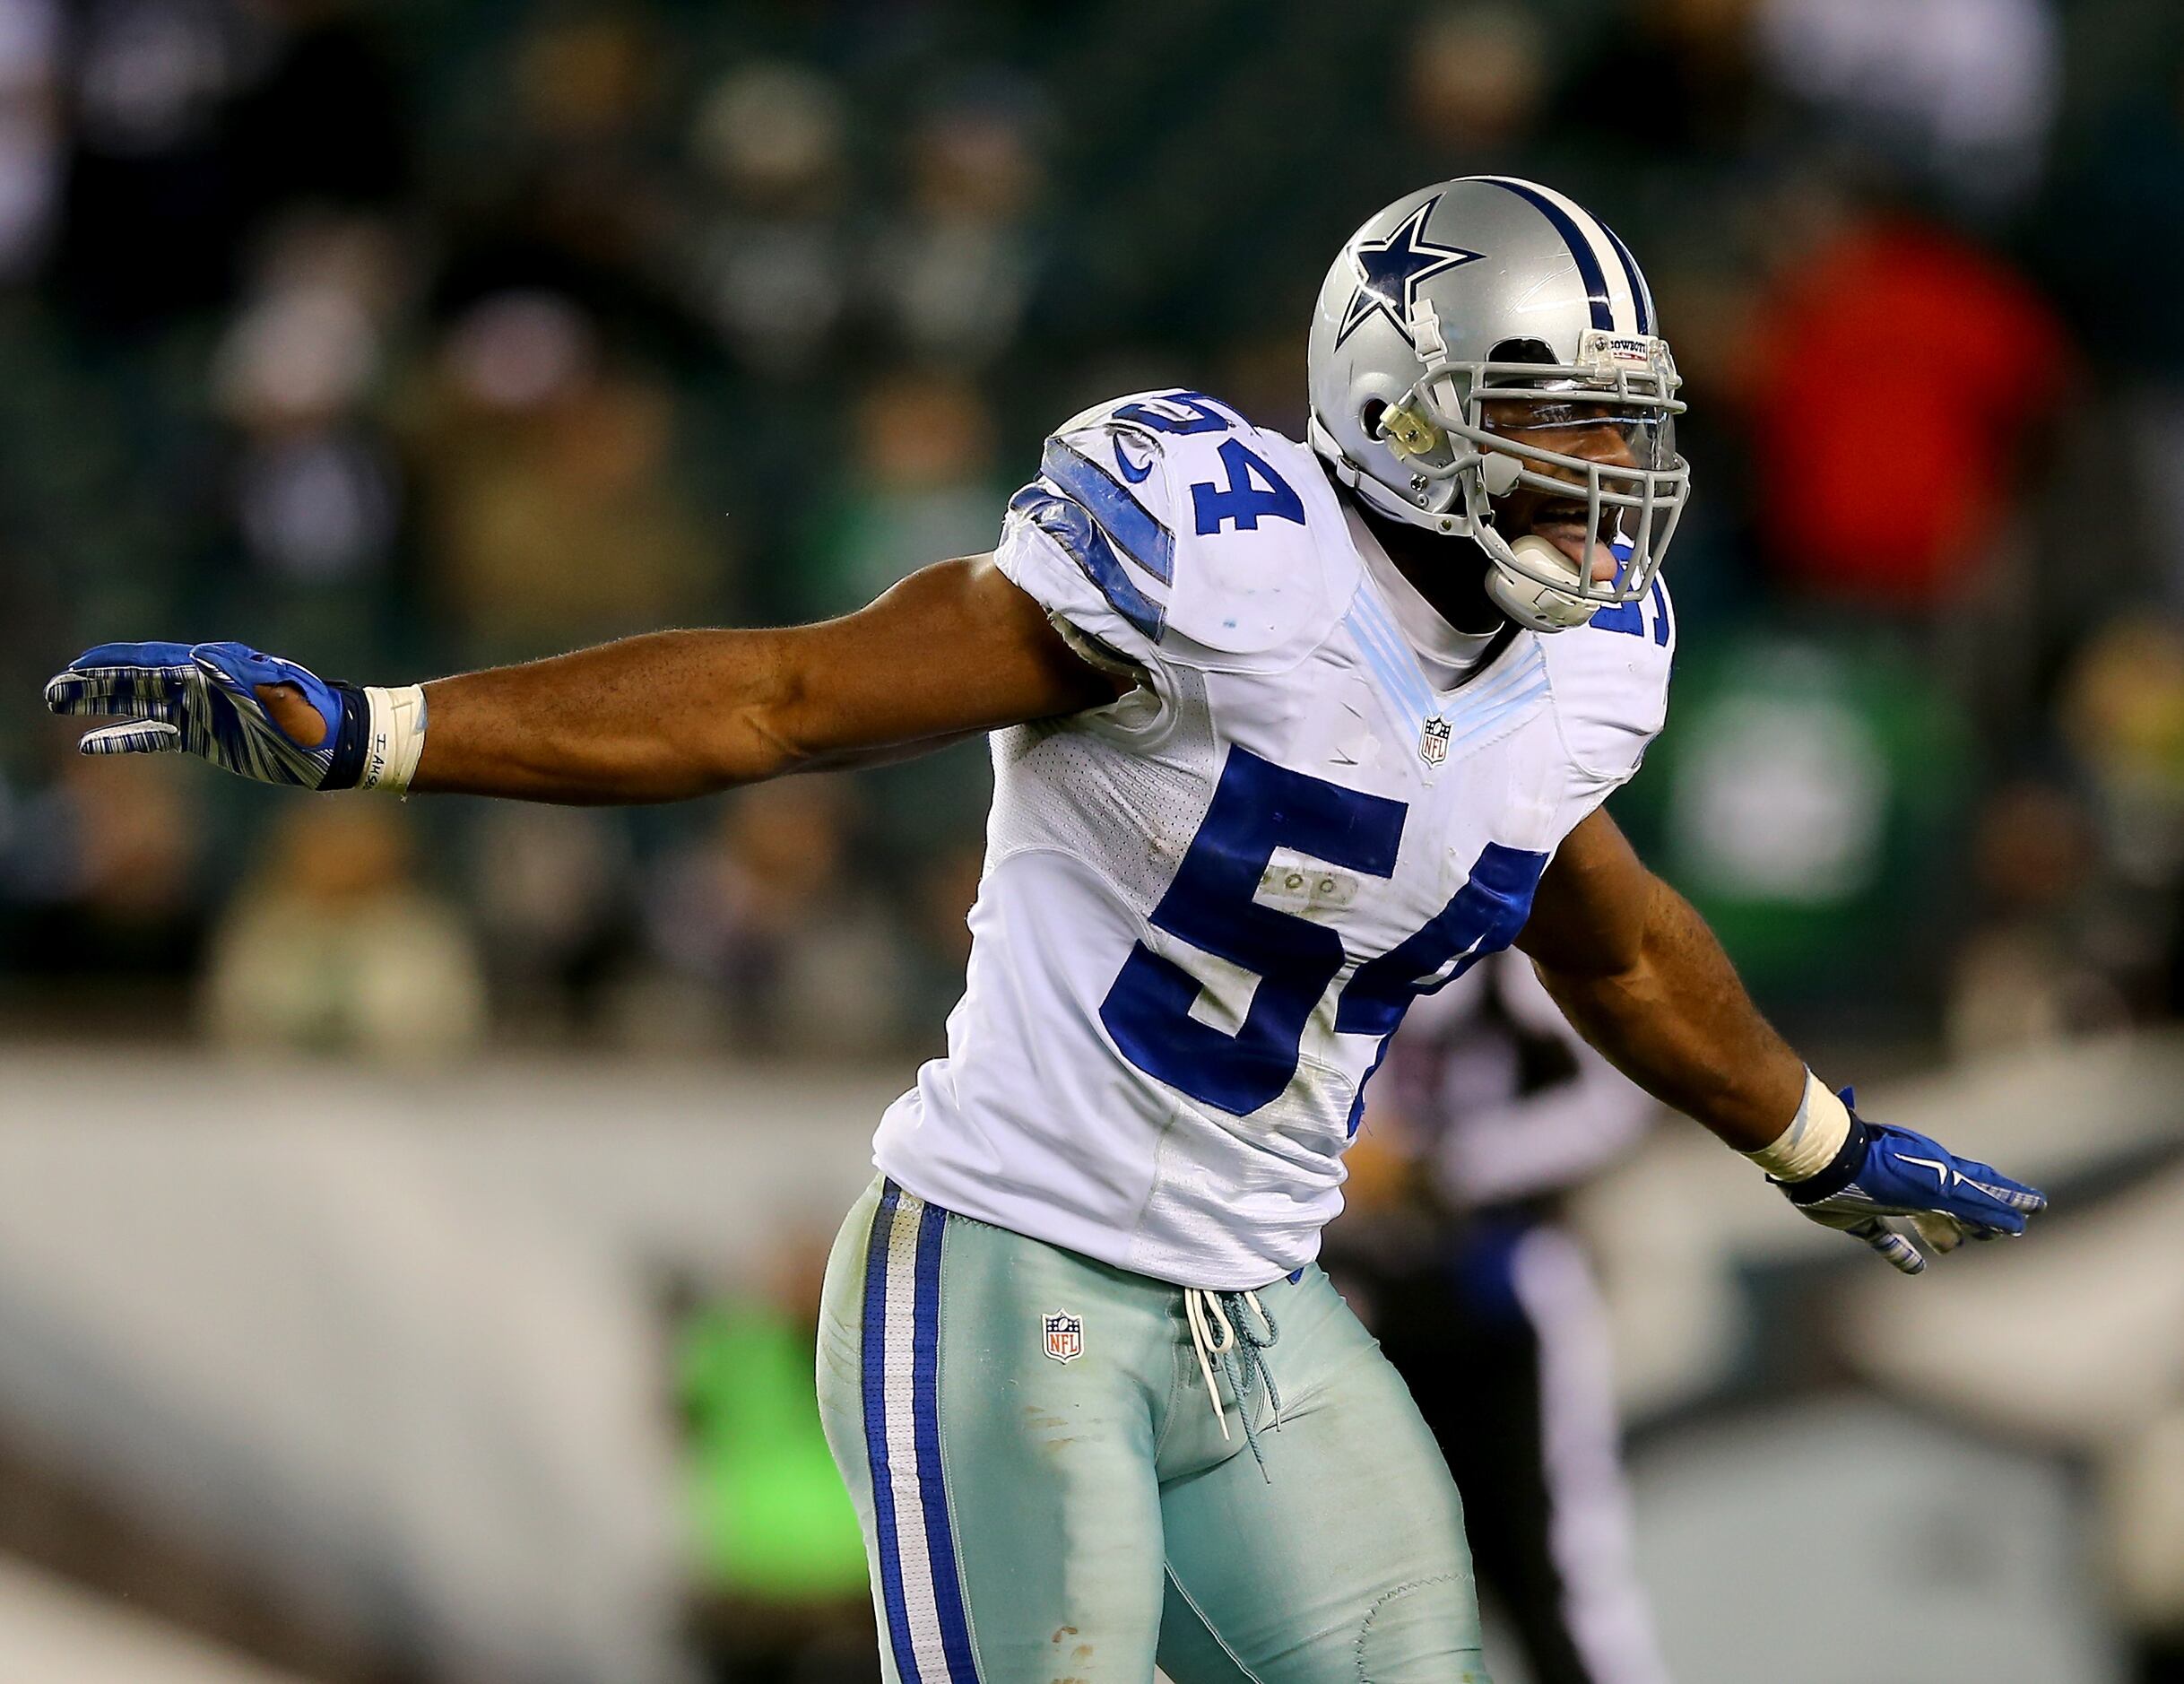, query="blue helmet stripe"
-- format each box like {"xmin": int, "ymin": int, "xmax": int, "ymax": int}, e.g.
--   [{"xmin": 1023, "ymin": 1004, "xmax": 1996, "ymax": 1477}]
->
[
  {"xmin": 1598, "ymin": 217, "xmax": 1653, "ymax": 335},
  {"xmin": 1478, "ymin": 178, "xmax": 1613, "ymax": 332}
]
